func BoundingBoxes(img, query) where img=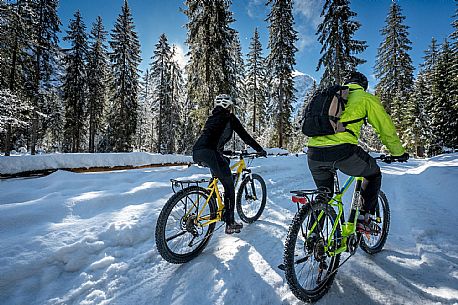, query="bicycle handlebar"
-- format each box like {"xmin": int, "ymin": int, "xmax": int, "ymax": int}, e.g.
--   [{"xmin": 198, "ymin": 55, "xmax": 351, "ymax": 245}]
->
[
  {"xmin": 222, "ymin": 150, "xmax": 266, "ymax": 159},
  {"xmin": 374, "ymin": 154, "xmax": 407, "ymax": 164}
]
